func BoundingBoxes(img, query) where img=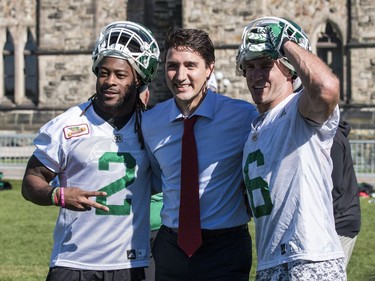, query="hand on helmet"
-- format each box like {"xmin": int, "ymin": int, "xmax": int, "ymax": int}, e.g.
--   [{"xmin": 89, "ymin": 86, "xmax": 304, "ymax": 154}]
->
[
  {"xmin": 266, "ymin": 22, "xmax": 309, "ymax": 57},
  {"xmin": 236, "ymin": 16, "xmax": 311, "ymax": 76},
  {"xmin": 244, "ymin": 27, "xmax": 279, "ymax": 60}
]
